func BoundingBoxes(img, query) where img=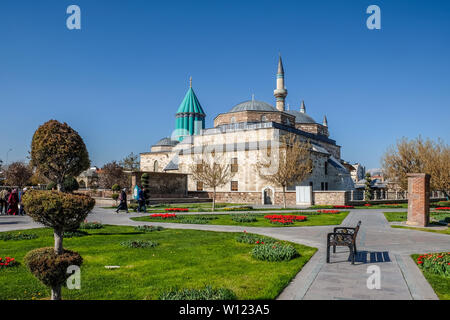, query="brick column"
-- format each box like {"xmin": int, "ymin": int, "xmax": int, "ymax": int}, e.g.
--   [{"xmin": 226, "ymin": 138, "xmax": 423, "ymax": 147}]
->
[{"xmin": 406, "ymin": 173, "xmax": 430, "ymax": 227}]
